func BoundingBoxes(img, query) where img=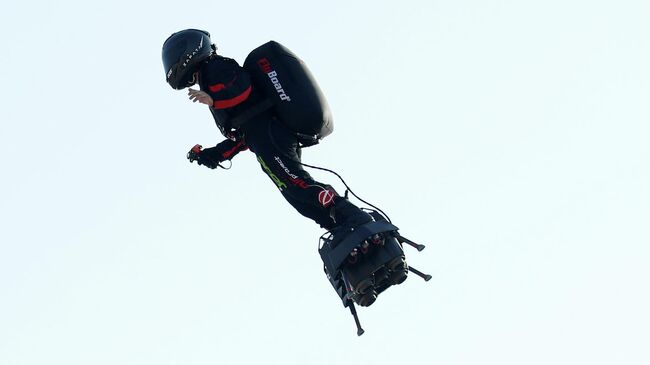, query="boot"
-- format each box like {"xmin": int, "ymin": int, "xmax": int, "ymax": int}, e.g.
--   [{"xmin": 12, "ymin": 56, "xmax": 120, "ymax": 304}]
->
[{"xmin": 330, "ymin": 197, "xmax": 373, "ymax": 229}]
